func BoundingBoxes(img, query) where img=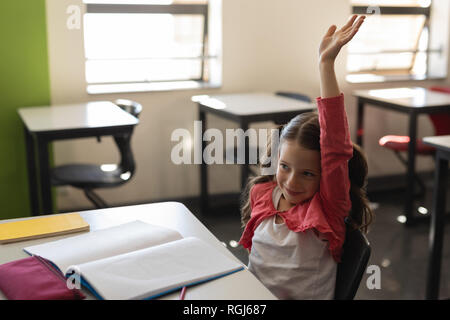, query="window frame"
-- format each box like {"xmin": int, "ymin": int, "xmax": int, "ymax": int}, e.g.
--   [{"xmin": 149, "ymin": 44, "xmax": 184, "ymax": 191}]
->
[
  {"xmin": 84, "ymin": 2, "xmax": 219, "ymax": 93},
  {"xmin": 347, "ymin": 3, "xmax": 446, "ymax": 83}
]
